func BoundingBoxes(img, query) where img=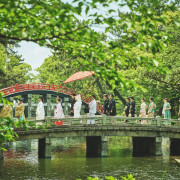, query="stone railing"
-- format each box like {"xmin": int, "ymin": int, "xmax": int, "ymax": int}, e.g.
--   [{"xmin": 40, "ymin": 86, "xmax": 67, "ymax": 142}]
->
[{"xmin": 25, "ymin": 115, "xmax": 180, "ymax": 129}]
